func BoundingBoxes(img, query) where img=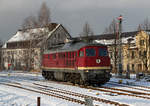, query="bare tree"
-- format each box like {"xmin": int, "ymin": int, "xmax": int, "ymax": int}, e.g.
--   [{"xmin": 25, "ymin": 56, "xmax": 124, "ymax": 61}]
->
[
  {"xmin": 80, "ymin": 22, "xmax": 94, "ymax": 43},
  {"xmin": 20, "ymin": 27, "xmax": 50, "ymax": 71},
  {"xmin": 38, "ymin": 2, "xmax": 51, "ymax": 27},
  {"xmin": 103, "ymin": 19, "xmax": 117, "ymax": 34},
  {"xmin": 22, "ymin": 15, "xmax": 38, "ymax": 29},
  {"xmin": 81, "ymin": 22, "xmax": 94, "ymax": 37},
  {"xmin": 137, "ymin": 24, "xmax": 142, "ymax": 31},
  {"xmin": 103, "ymin": 19, "xmax": 118, "ymax": 74},
  {"xmin": 21, "ymin": 2, "xmax": 51, "ymax": 71},
  {"xmin": 22, "ymin": 2, "xmax": 51, "ymax": 29},
  {"xmin": 139, "ymin": 18, "xmax": 150, "ymax": 31}
]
